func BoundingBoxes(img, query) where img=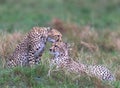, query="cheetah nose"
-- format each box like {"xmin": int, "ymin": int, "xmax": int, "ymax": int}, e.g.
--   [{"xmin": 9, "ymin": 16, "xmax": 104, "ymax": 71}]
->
[{"xmin": 49, "ymin": 48, "xmax": 52, "ymax": 51}]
